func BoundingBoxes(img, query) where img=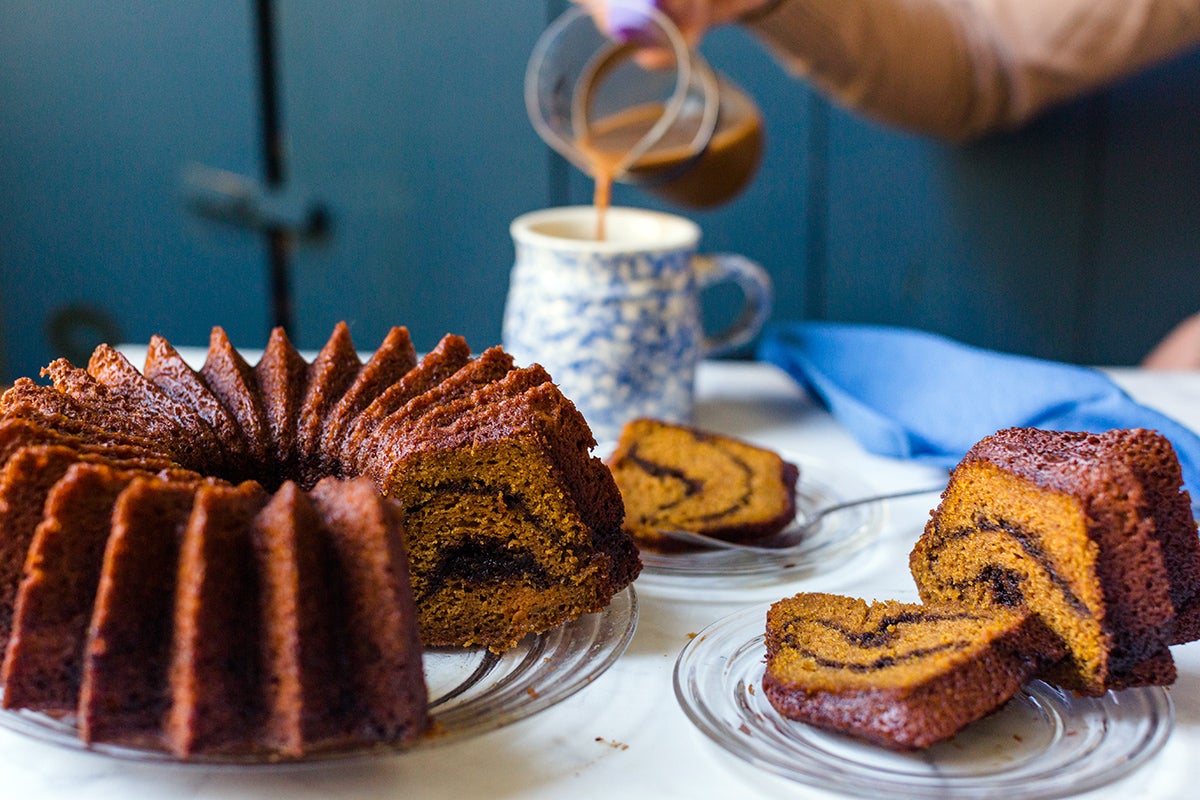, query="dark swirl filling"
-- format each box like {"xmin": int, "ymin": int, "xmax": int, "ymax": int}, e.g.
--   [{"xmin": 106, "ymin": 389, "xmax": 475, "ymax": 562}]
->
[
  {"xmin": 931, "ymin": 513, "xmax": 1091, "ymax": 616},
  {"xmin": 625, "ymin": 441, "xmax": 754, "ymax": 521},
  {"xmin": 418, "ymin": 538, "xmax": 549, "ymax": 602},
  {"xmin": 401, "ymin": 479, "xmax": 579, "ymax": 600},
  {"xmin": 775, "ymin": 610, "xmax": 988, "ymax": 671}
]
